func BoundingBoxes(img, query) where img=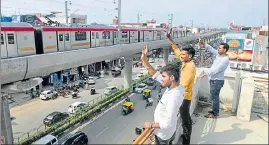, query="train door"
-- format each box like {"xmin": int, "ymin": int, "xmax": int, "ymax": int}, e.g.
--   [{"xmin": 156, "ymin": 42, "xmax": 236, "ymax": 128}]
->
[
  {"xmin": 65, "ymin": 32, "xmax": 71, "ymax": 50},
  {"xmin": 5, "ymin": 32, "xmax": 18, "ymax": 57},
  {"xmin": 100, "ymin": 31, "xmax": 106, "ymax": 47},
  {"xmin": 113, "ymin": 31, "xmax": 118, "ymax": 45},
  {"xmin": 138, "ymin": 31, "xmax": 143, "ymax": 42},
  {"xmin": 120, "ymin": 31, "xmax": 129, "ymax": 44},
  {"xmin": 91, "ymin": 31, "xmax": 96, "ymax": 47},
  {"xmin": 95, "ymin": 32, "xmax": 100, "ymax": 47},
  {"xmin": 153, "ymin": 31, "xmax": 157, "ymax": 41},
  {"xmin": 106, "ymin": 31, "xmax": 113, "ymax": 46},
  {"xmin": 1, "ymin": 32, "xmax": 8, "ymax": 58},
  {"xmin": 57, "ymin": 32, "xmax": 65, "ymax": 51},
  {"xmin": 17, "ymin": 31, "xmax": 36, "ymax": 56}
]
